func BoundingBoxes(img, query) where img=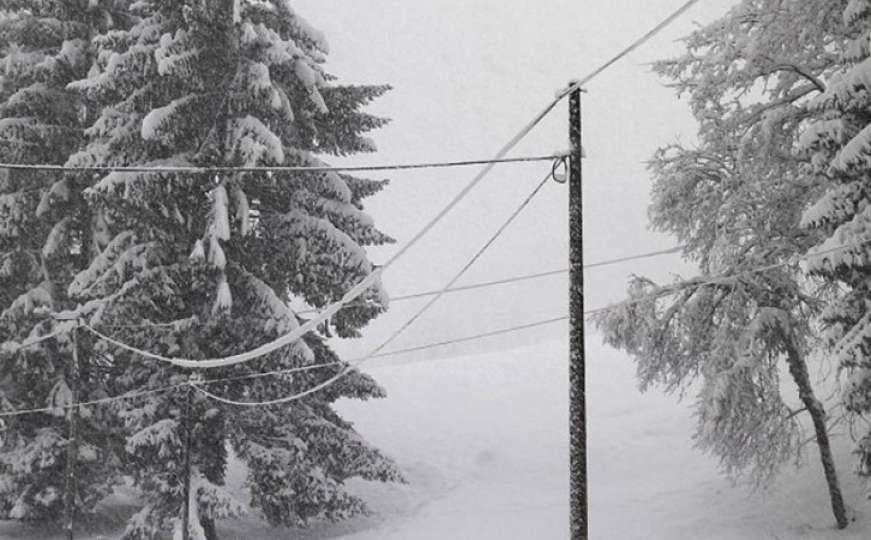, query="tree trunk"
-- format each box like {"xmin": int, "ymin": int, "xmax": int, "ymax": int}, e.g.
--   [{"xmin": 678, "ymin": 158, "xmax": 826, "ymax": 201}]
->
[
  {"xmin": 783, "ymin": 338, "xmax": 848, "ymax": 529},
  {"xmin": 201, "ymin": 515, "xmax": 218, "ymax": 540}
]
